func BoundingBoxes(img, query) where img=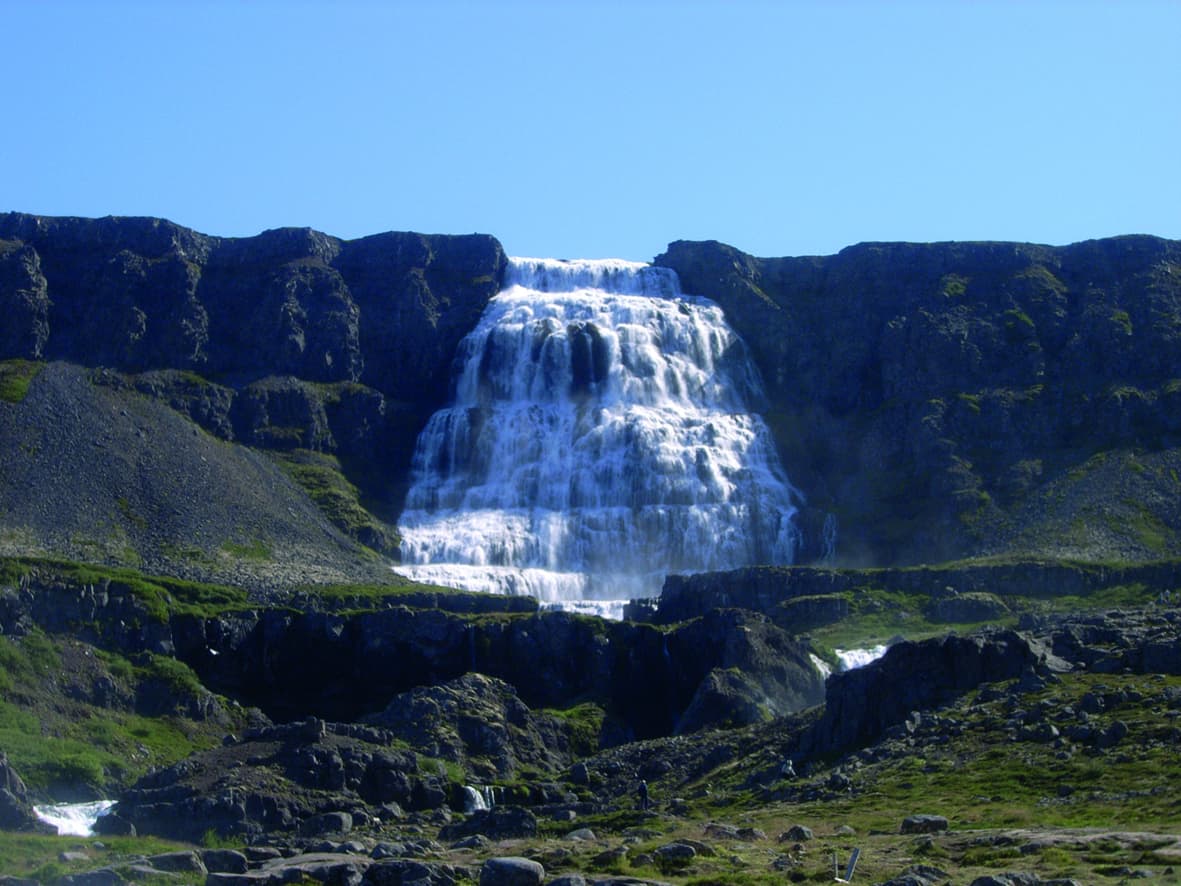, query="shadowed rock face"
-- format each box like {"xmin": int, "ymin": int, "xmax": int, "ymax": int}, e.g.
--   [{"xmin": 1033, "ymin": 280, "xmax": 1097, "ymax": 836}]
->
[
  {"xmin": 0, "ymin": 214, "xmax": 507, "ymax": 402},
  {"xmin": 648, "ymin": 561, "xmax": 1181, "ymax": 626},
  {"xmin": 94, "ymin": 604, "xmax": 1181, "ymax": 846},
  {"xmin": 175, "ymin": 606, "xmax": 825, "ymax": 739},
  {"xmin": 0, "ymin": 563, "xmax": 826, "ymax": 741},
  {"xmin": 802, "ymin": 630, "xmax": 1061, "ymax": 756},
  {"xmin": 0, "ymin": 751, "xmax": 41, "ymax": 831}
]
